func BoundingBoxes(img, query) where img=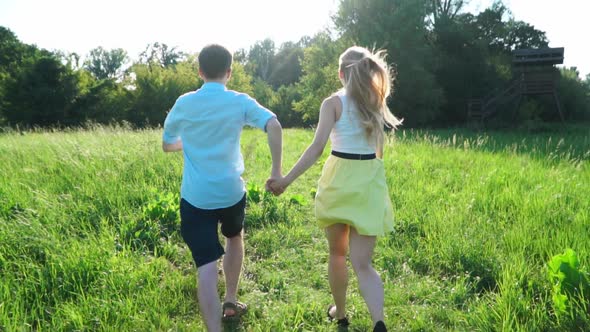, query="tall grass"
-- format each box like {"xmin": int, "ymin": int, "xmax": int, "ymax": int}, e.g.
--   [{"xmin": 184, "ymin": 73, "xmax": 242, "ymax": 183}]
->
[{"xmin": 0, "ymin": 125, "xmax": 588, "ymax": 331}]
